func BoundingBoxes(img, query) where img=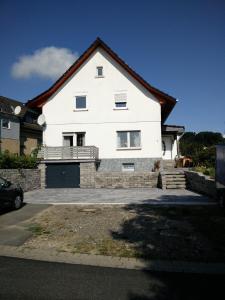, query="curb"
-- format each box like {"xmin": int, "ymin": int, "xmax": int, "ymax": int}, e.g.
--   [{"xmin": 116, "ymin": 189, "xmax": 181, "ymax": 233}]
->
[{"xmin": 0, "ymin": 246, "xmax": 225, "ymax": 274}]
